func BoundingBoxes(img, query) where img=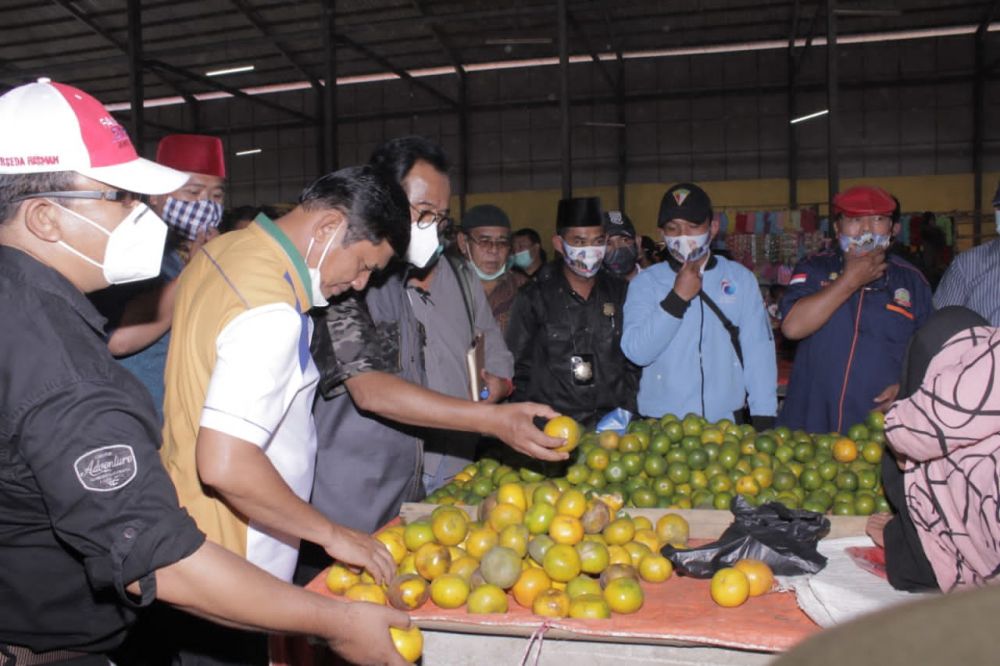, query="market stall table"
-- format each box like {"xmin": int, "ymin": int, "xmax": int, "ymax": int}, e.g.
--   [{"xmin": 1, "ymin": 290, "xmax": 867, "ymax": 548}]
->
[{"xmin": 274, "ymin": 505, "xmax": 870, "ymax": 665}]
